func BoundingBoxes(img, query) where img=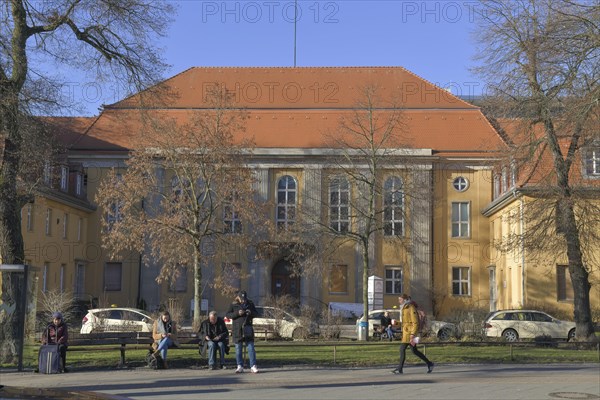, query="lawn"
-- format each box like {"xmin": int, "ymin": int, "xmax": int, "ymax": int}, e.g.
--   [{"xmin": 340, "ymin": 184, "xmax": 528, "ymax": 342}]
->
[{"xmin": 14, "ymin": 340, "xmax": 599, "ymax": 370}]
